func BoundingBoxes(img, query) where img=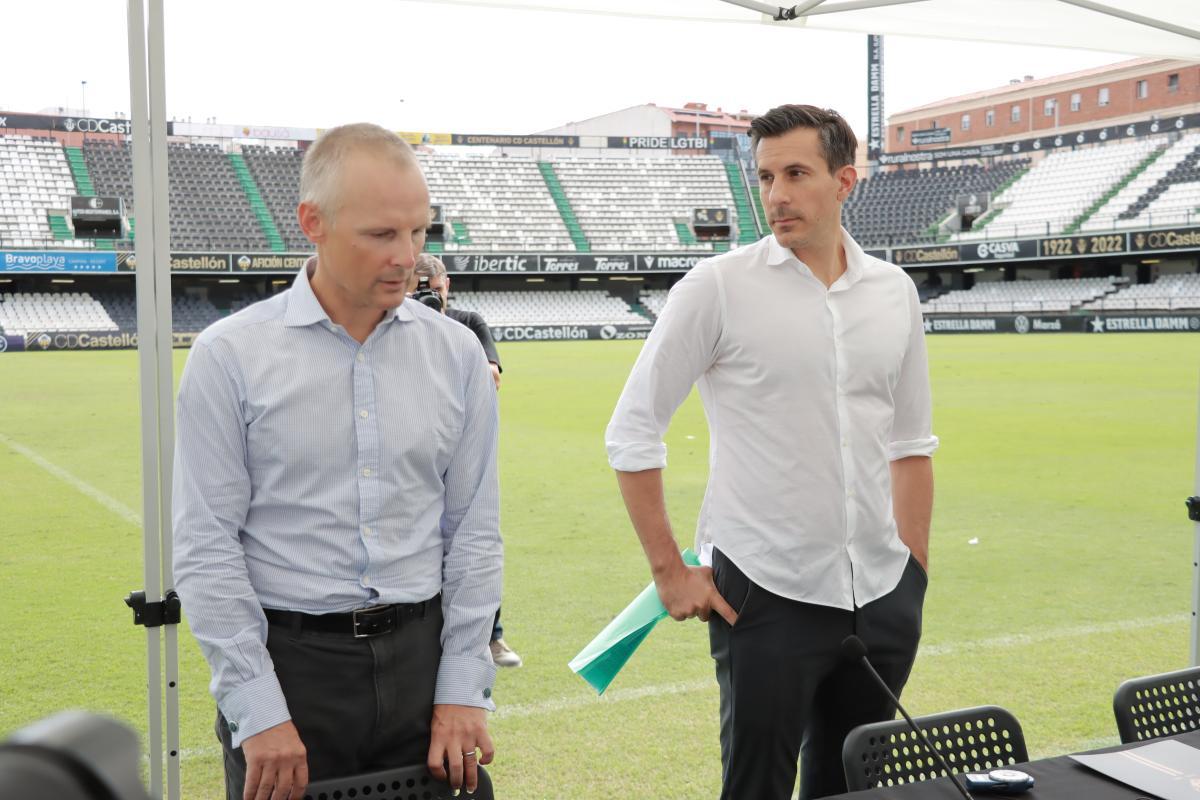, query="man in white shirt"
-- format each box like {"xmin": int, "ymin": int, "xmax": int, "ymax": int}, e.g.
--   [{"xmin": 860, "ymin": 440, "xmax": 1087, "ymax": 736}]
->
[{"xmin": 606, "ymin": 104, "xmax": 937, "ymax": 799}]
